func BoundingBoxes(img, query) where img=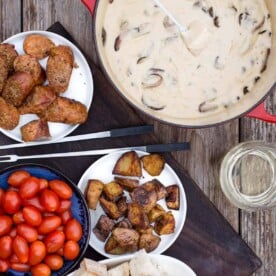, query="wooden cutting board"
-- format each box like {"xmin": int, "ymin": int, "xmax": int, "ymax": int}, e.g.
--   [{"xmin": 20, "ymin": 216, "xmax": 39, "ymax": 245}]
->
[{"xmin": 0, "ymin": 22, "xmax": 262, "ymax": 276}]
